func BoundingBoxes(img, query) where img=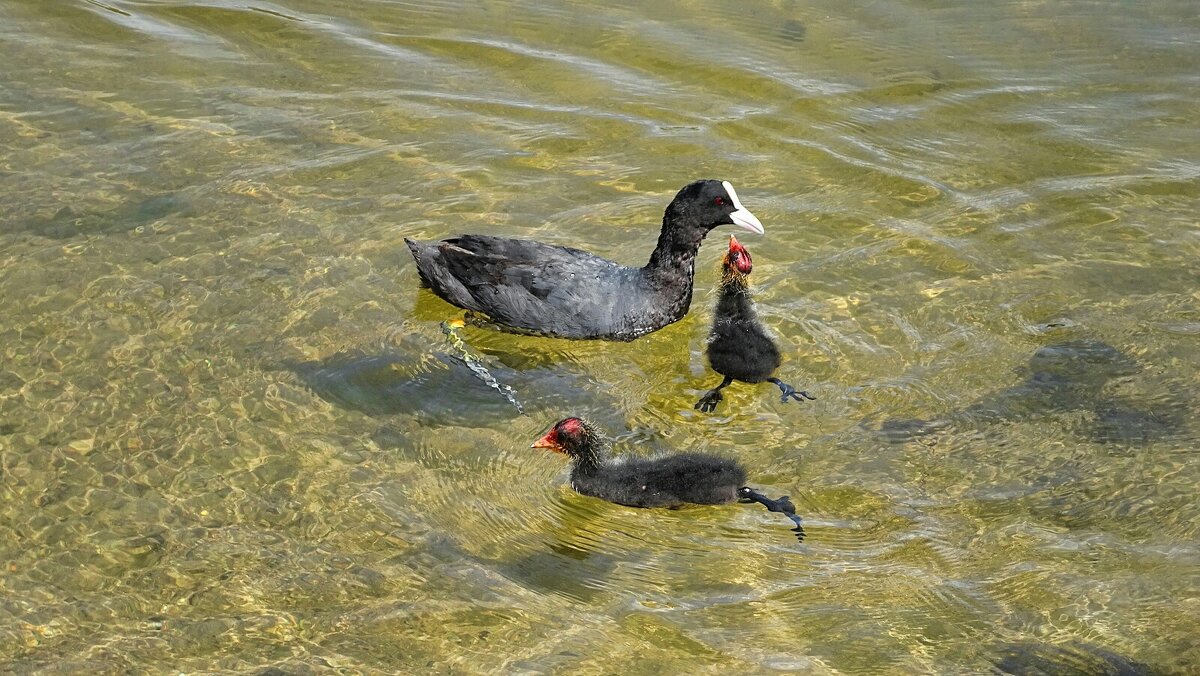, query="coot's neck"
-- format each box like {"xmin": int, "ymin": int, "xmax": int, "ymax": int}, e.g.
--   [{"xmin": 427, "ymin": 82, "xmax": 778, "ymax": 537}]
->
[
  {"xmin": 715, "ymin": 273, "xmax": 757, "ymax": 321},
  {"xmin": 644, "ymin": 213, "xmax": 706, "ymax": 282},
  {"xmin": 569, "ymin": 456, "xmax": 605, "ymax": 482},
  {"xmin": 641, "ymin": 217, "xmax": 708, "ymax": 327},
  {"xmin": 567, "ymin": 438, "xmax": 606, "ymax": 475}
]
